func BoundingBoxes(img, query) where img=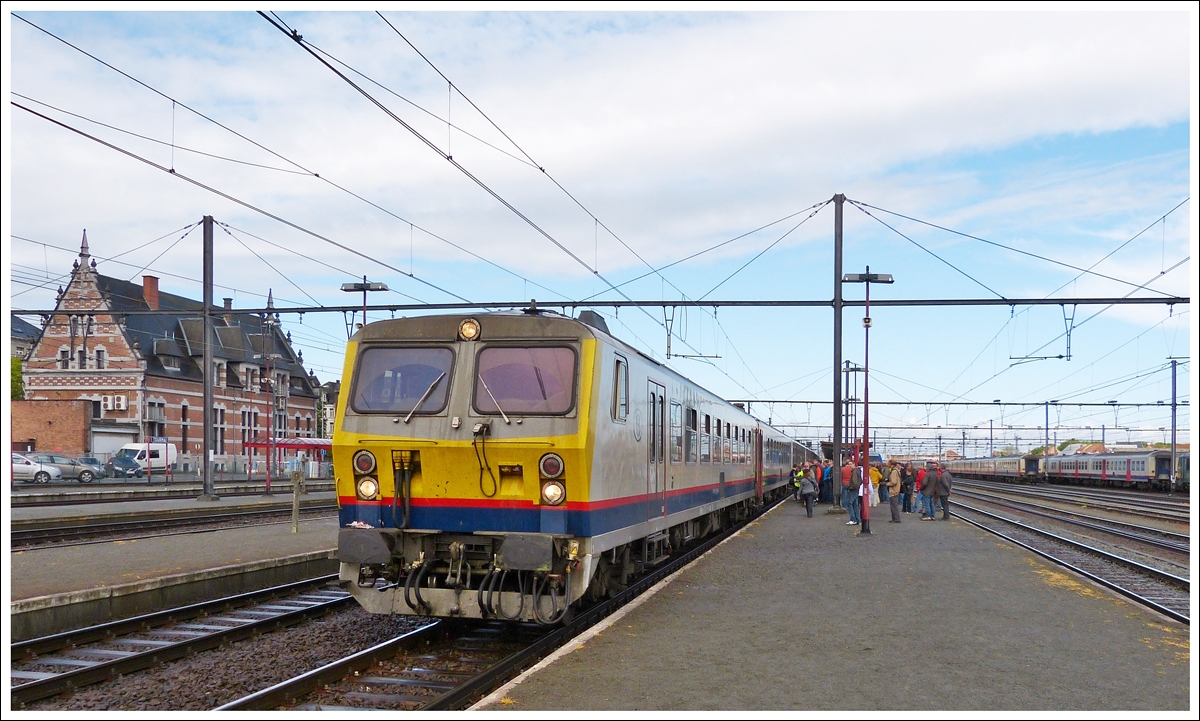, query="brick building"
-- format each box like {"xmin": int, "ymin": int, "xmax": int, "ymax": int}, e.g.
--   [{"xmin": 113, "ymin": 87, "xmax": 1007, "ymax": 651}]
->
[{"xmin": 18, "ymin": 233, "xmax": 320, "ymax": 470}]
